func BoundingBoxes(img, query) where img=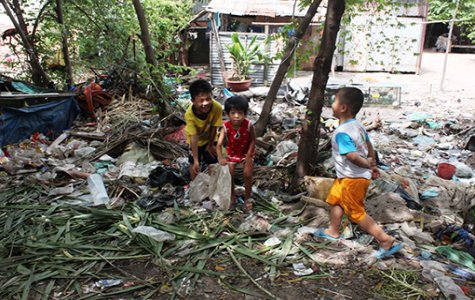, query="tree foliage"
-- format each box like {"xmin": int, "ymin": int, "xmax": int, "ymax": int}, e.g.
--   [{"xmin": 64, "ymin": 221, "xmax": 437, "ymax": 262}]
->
[
  {"xmin": 3, "ymin": 0, "xmax": 193, "ymax": 91},
  {"xmin": 428, "ymin": 0, "xmax": 475, "ymax": 42}
]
